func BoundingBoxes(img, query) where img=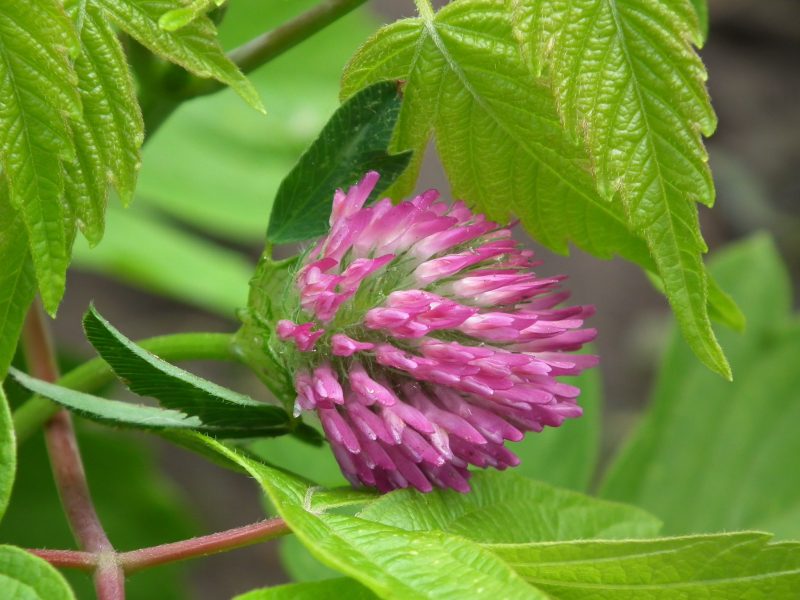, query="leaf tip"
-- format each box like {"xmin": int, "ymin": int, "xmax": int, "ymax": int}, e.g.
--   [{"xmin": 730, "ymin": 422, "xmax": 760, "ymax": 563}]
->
[
  {"xmin": 82, "ymin": 301, "xmax": 104, "ymax": 331},
  {"xmin": 39, "ymin": 280, "xmax": 65, "ymax": 318},
  {"xmin": 158, "ymin": 9, "xmax": 193, "ymax": 32},
  {"xmin": 710, "ymin": 352, "xmax": 733, "ymax": 381},
  {"xmin": 237, "ymin": 85, "xmax": 267, "ymax": 116}
]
